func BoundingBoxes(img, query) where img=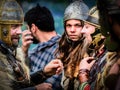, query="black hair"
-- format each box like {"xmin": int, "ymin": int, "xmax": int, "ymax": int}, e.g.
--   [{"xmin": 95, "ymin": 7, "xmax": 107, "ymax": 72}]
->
[{"xmin": 24, "ymin": 4, "xmax": 55, "ymax": 32}]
